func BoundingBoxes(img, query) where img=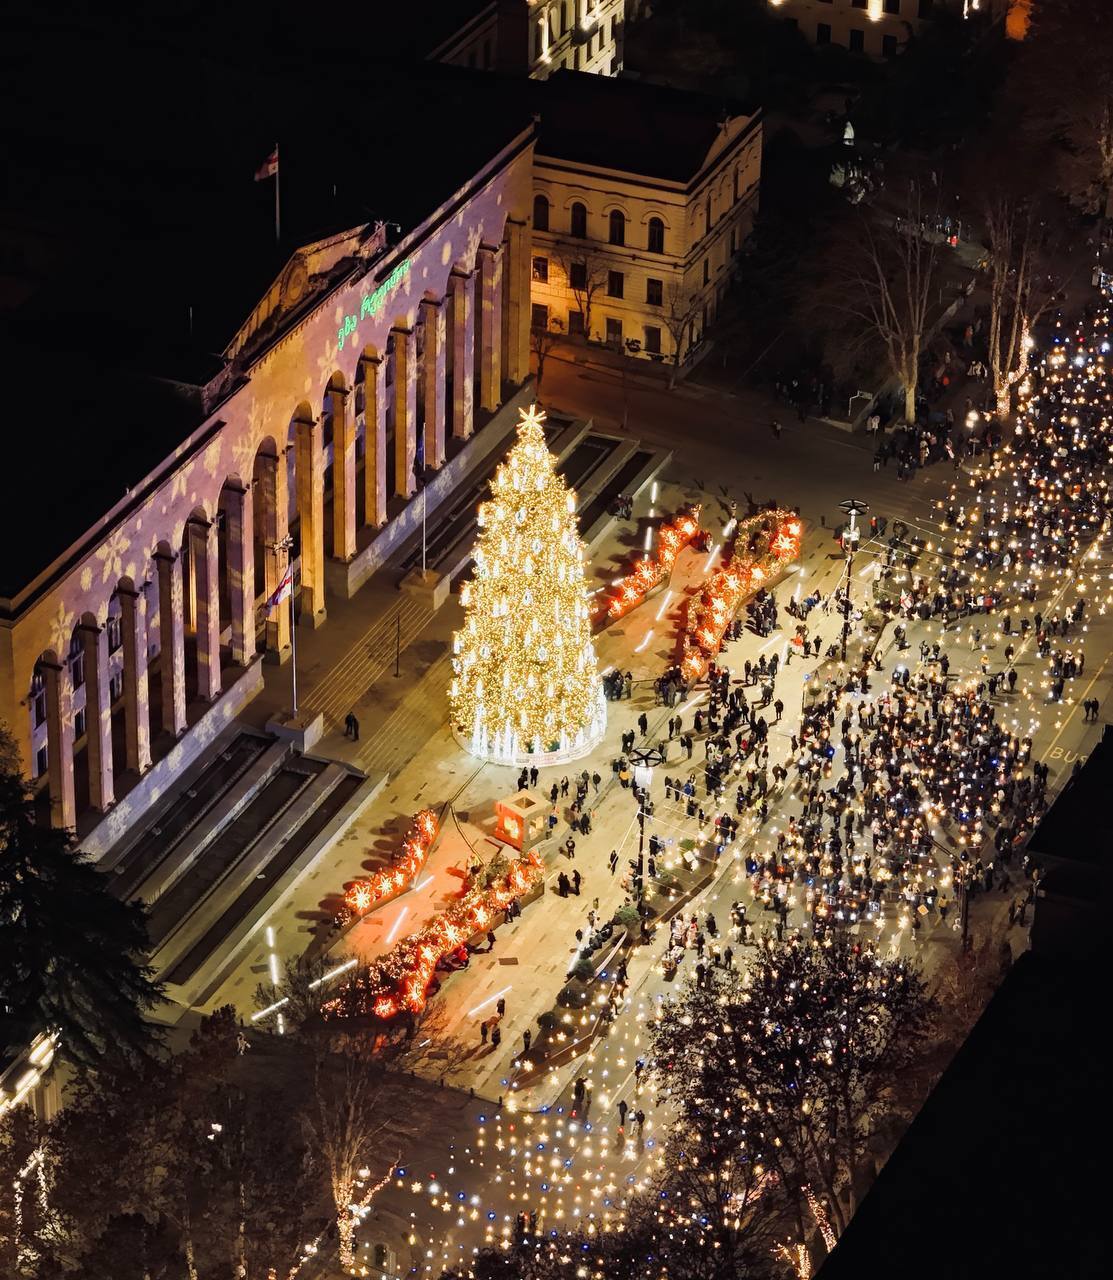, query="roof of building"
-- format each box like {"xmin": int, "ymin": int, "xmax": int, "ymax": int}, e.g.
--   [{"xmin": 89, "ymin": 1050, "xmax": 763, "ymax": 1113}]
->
[
  {"xmin": 1024, "ymin": 723, "xmax": 1113, "ymax": 869},
  {"xmin": 0, "ymin": 8, "xmax": 531, "ymax": 600},
  {"xmin": 530, "ymin": 70, "xmax": 757, "ymax": 185},
  {"xmin": 817, "ymin": 948, "xmax": 1105, "ymax": 1280}
]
